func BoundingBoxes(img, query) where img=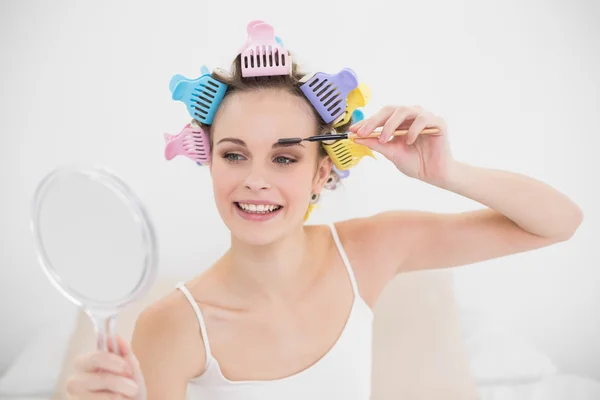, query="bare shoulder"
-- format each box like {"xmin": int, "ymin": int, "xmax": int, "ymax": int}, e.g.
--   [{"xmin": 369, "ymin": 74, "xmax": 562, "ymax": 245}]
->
[
  {"xmin": 131, "ymin": 280, "xmax": 208, "ymax": 389},
  {"xmin": 330, "ymin": 214, "xmax": 409, "ymax": 307}
]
